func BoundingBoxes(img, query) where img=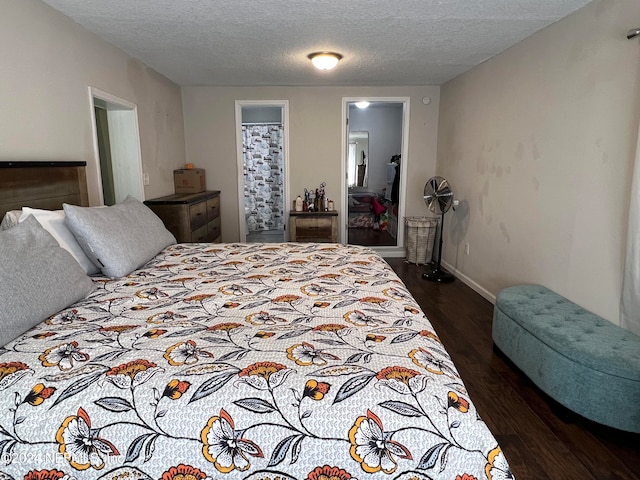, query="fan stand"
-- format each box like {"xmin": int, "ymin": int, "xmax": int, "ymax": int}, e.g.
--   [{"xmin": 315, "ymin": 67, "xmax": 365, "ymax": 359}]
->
[{"xmin": 422, "ymin": 211, "xmax": 455, "ymax": 283}]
